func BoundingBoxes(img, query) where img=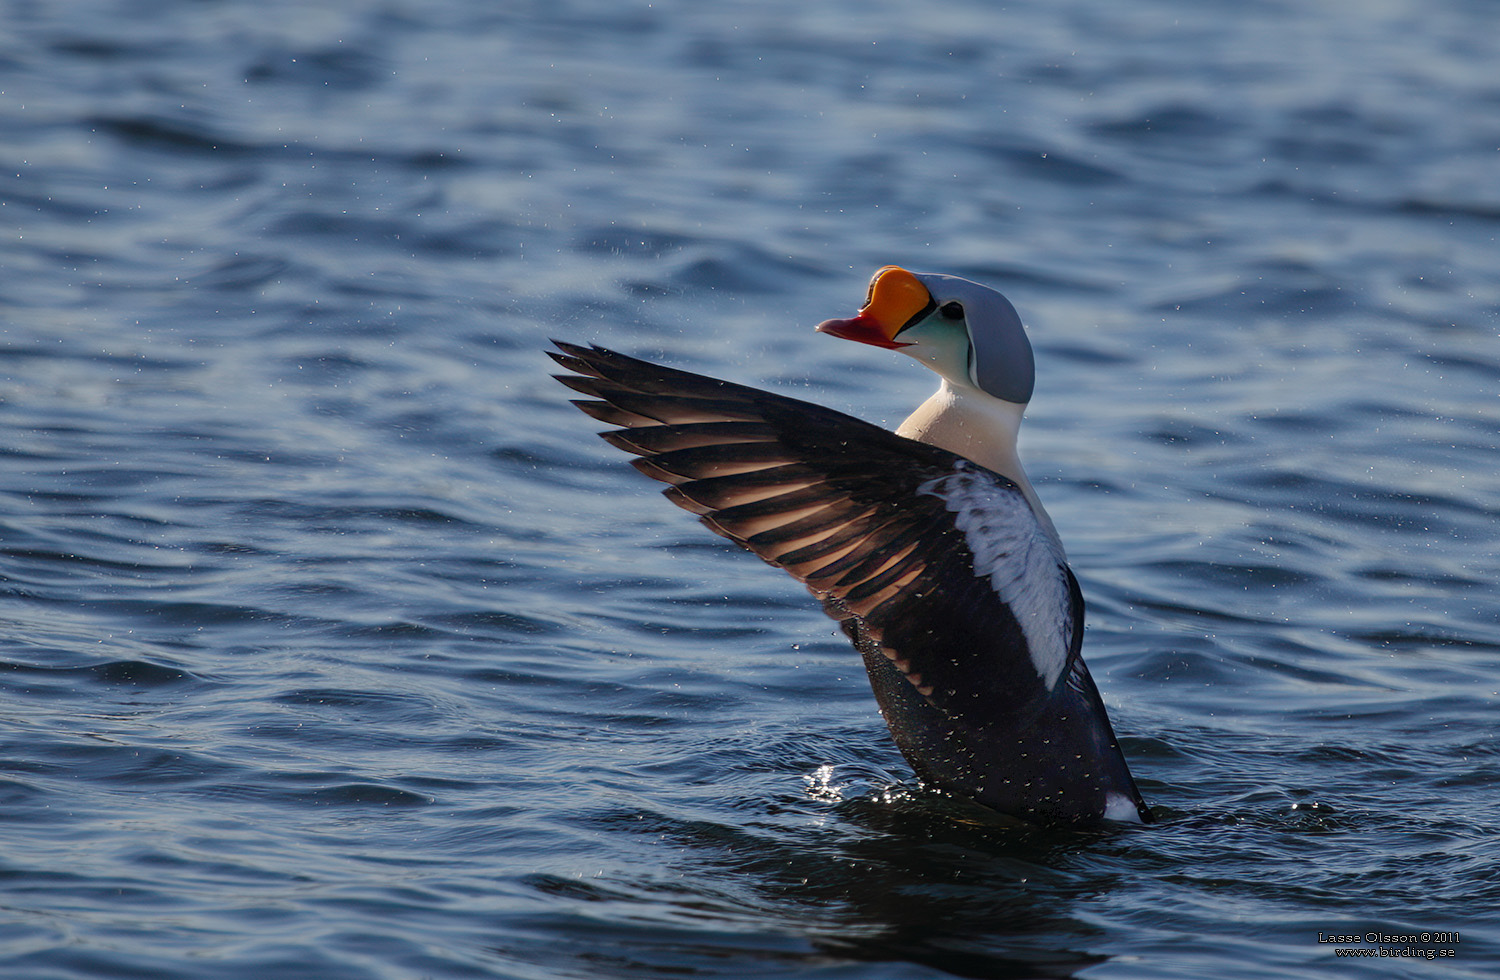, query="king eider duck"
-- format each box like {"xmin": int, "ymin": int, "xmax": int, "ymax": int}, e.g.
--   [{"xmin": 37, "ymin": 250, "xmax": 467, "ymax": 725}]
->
[{"xmin": 550, "ymin": 265, "xmax": 1152, "ymax": 827}]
